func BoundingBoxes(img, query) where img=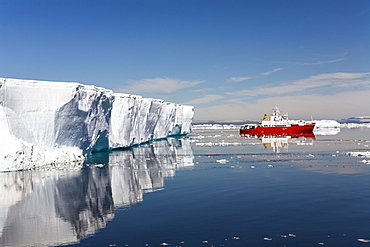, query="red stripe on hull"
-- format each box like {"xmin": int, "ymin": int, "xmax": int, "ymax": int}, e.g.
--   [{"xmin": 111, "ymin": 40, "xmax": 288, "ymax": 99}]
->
[
  {"xmin": 240, "ymin": 124, "xmax": 315, "ymax": 135},
  {"xmin": 240, "ymin": 132, "xmax": 315, "ymax": 139}
]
